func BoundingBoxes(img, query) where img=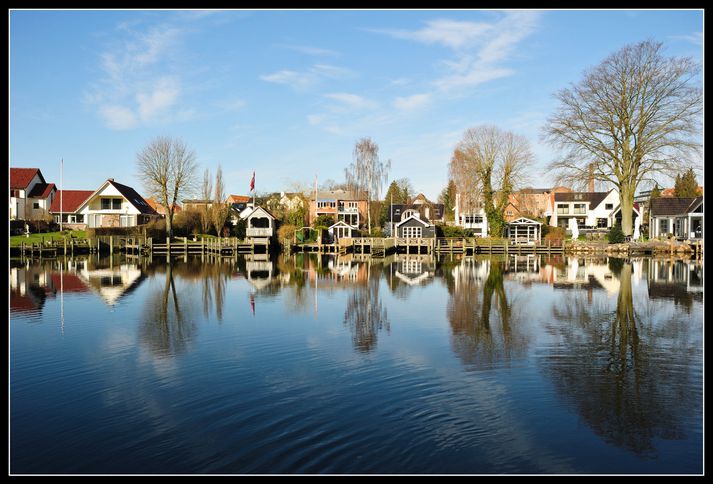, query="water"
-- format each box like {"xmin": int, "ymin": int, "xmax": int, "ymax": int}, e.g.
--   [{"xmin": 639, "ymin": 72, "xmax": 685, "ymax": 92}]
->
[{"xmin": 9, "ymin": 253, "xmax": 703, "ymax": 474}]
